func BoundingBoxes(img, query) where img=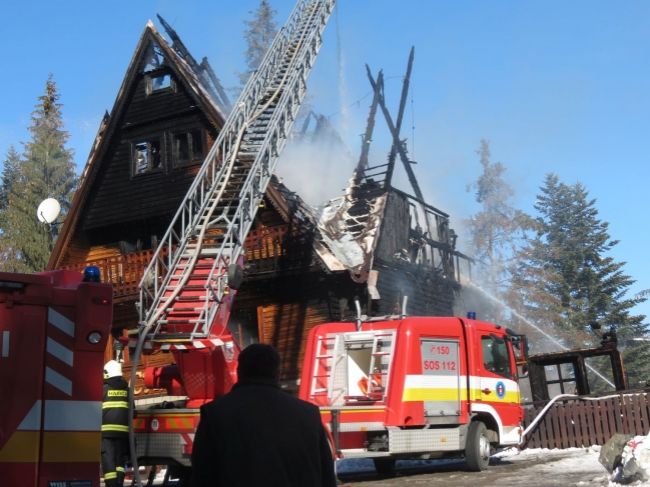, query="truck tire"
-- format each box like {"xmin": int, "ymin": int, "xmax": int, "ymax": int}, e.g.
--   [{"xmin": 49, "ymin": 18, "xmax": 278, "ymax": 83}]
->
[
  {"xmin": 465, "ymin": 421, "xmax": 491, "ymax": 471},
  {"xmin": 373, "ymin": 457, "xmax": 396, "ymax": 476}
]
